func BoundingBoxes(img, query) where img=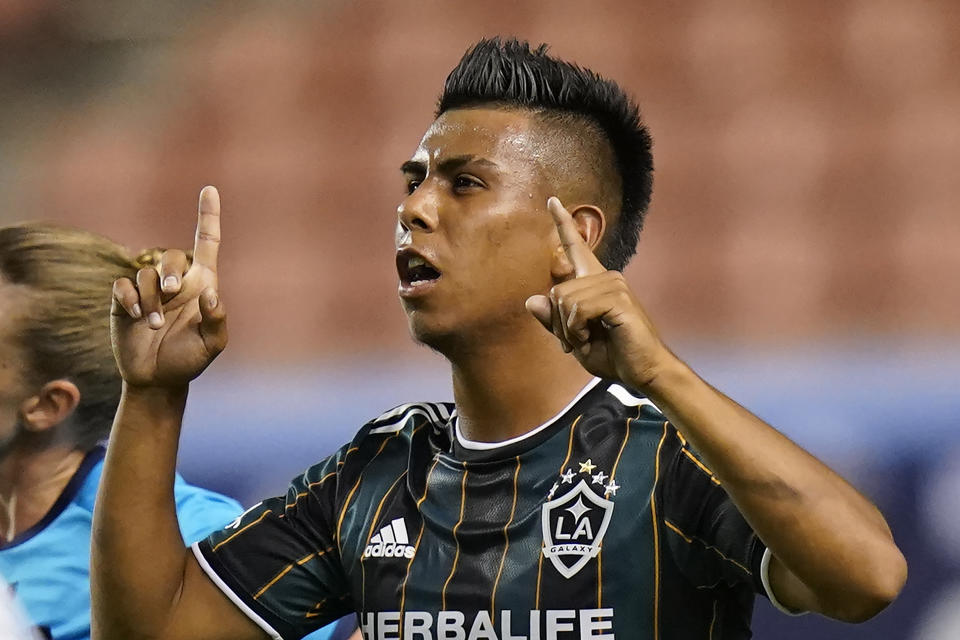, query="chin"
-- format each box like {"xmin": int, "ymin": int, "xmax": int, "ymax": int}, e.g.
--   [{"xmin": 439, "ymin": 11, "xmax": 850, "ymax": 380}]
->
[
  {"xmin": 407, "ymin": 318, "xmax": 450, "ymax": 351},
  {"xmin": 404, "ymin": 309, "xmax": 461, "ymax": 355}
]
